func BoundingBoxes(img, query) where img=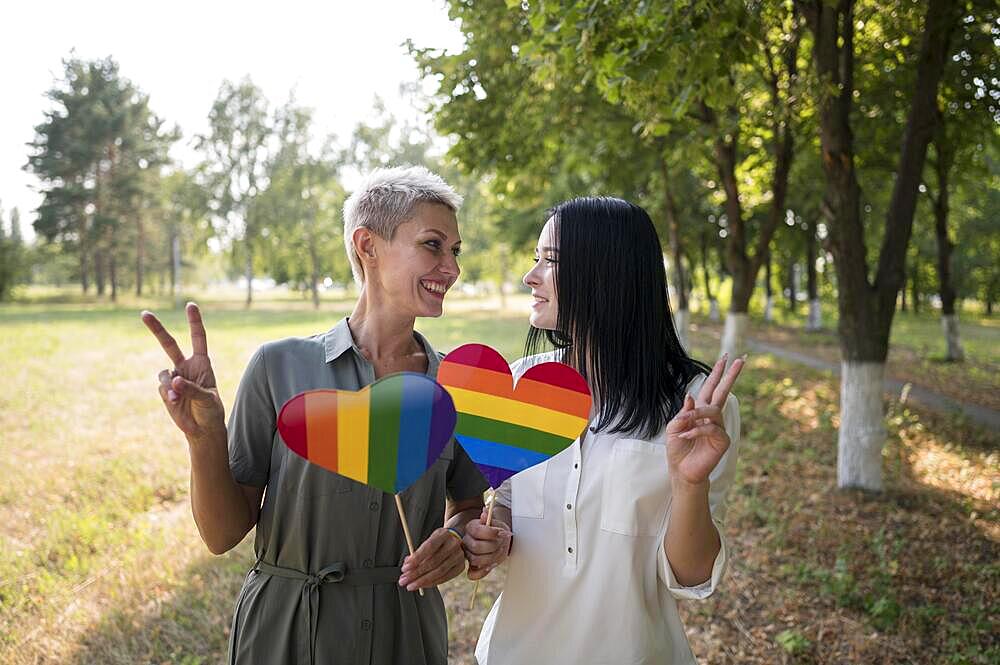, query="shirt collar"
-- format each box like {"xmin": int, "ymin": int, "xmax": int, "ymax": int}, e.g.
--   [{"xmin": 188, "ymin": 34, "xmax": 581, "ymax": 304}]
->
[
  {"xmin": 323, "ymin": 317, "xmax": 356, "ymax": 363},
  {"xmin": 323, "ymin": 317, "xmax": 441, "ymax": 376}
]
